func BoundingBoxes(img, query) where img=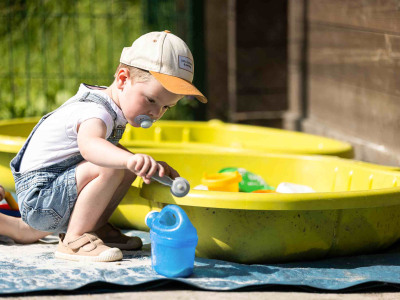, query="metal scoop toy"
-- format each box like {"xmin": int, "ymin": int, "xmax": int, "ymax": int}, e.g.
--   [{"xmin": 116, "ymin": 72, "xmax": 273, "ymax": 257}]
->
[{"xmin": 151, "ymin": 174, "xmax": 190, "ymax": 197}]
